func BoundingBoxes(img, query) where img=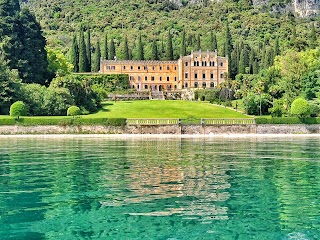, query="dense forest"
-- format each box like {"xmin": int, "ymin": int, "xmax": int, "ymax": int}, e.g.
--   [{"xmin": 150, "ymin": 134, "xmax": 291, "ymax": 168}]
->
[{"xmin": 1, "ymin": 0, "xmax": 320, "ymax": 117}]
